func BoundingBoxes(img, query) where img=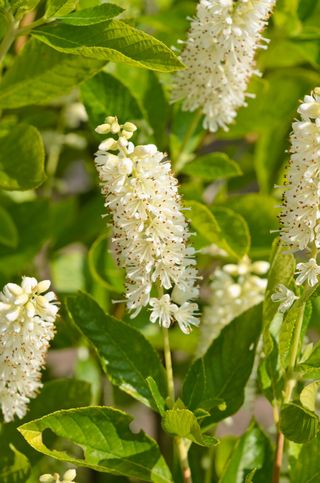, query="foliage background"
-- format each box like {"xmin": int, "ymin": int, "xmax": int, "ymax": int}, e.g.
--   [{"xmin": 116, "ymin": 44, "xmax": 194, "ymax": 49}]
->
[{"xmin": 0, "ymin": 0, "xmax": 320, "ymax": 482}]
